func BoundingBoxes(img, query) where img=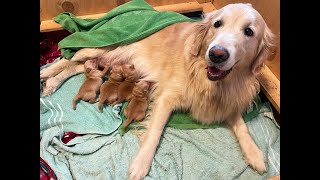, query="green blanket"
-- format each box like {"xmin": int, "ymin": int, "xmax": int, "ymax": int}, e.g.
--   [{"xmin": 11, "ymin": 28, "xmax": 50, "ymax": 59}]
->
[
  {"xmin": 119, "ymin": 96, "xmax": 262, "ymax": 135},
  {"xmin": 54, "ymin": 0, "xmax": 197, "ymax": 59}
]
